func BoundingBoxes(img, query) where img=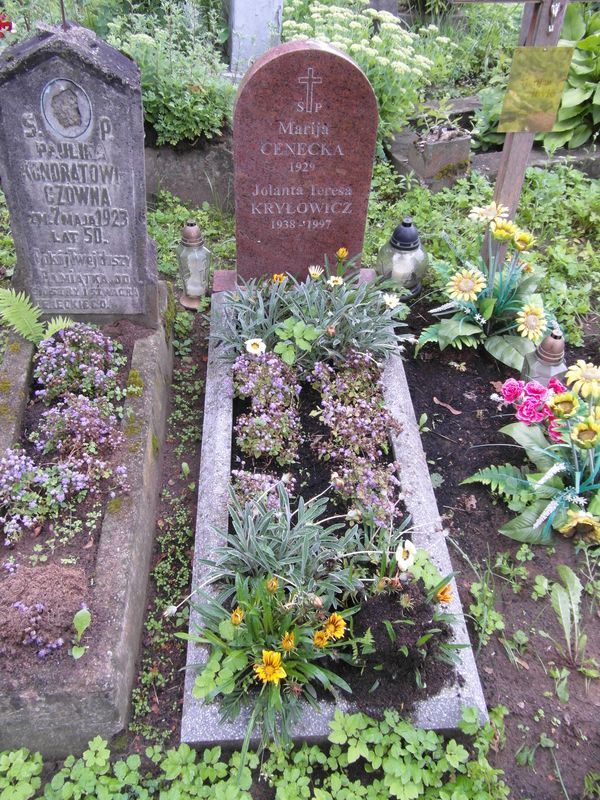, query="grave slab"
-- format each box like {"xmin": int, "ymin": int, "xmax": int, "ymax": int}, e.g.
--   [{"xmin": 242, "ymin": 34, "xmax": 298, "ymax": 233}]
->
[
  {"xmin": 233, "ymin": 41, "xmax": 378, "ymax": 281},
  {"xmin": 181, "ymin": 290, "xmax": 487, "ymax": 748},
  {"xmin": 0, "ymin": 23, "xmax": 158, "ymax": 328}
]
